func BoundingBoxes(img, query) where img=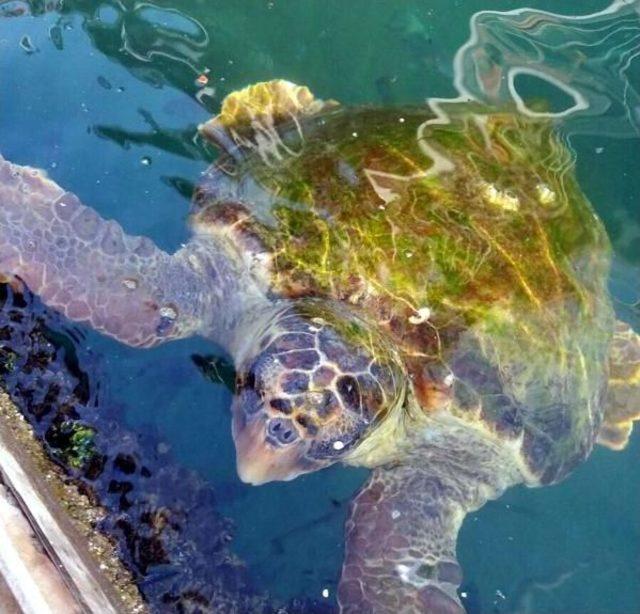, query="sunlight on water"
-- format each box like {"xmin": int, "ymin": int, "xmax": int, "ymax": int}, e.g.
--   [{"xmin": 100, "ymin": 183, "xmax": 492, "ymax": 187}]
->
[{"xmin": 0, "ymin": 1, "xmax": 638, "ymax": 613}]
